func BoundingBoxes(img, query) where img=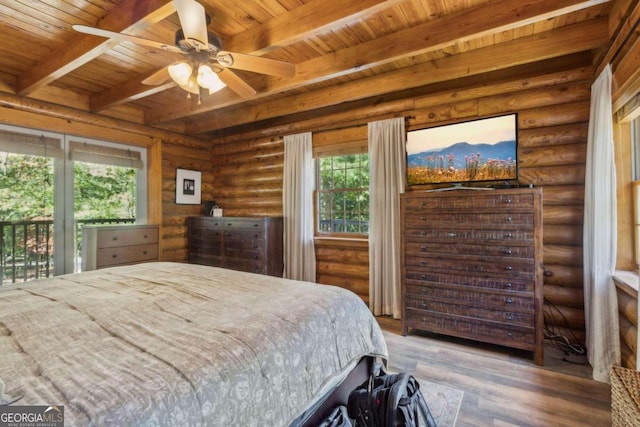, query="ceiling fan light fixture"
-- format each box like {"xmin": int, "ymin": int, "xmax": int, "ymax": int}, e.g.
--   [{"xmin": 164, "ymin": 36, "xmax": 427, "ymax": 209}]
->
[
  {"xmin": 168, "ymin": 61, "xmax": 193, "ymax": 87},
  {"xmin": 197, "ymin": 64, "xmax": 226, "ymax": 93},
  {"xmin": 180, "ymin": 75, "xmax": 201, "ymax": 94}
]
